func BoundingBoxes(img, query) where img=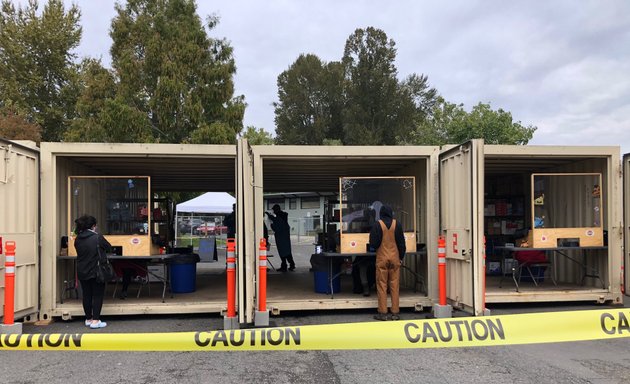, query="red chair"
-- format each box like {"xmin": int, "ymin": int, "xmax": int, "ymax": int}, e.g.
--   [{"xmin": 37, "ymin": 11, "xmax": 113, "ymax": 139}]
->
[
  {"xmin": 514, "ymin": 250, "xmax": 557, "ymax": 287},
  {"xmin": 111, "ymin": 260, "xmax": 149, "ymax": 298}
]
